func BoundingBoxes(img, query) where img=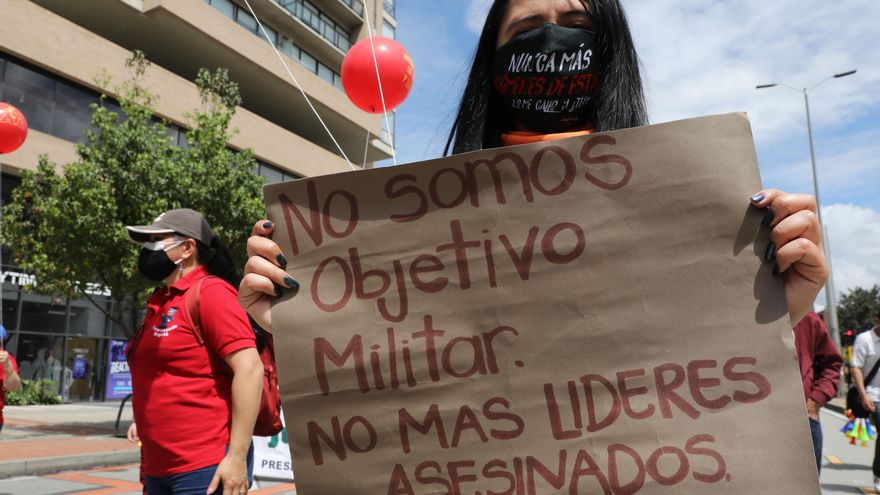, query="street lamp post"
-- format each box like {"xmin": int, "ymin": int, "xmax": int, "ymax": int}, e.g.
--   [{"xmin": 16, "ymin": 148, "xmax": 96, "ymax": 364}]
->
[{"xmin": 756, "ymin": 69, "xmax": 857, "ymax": 350}]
